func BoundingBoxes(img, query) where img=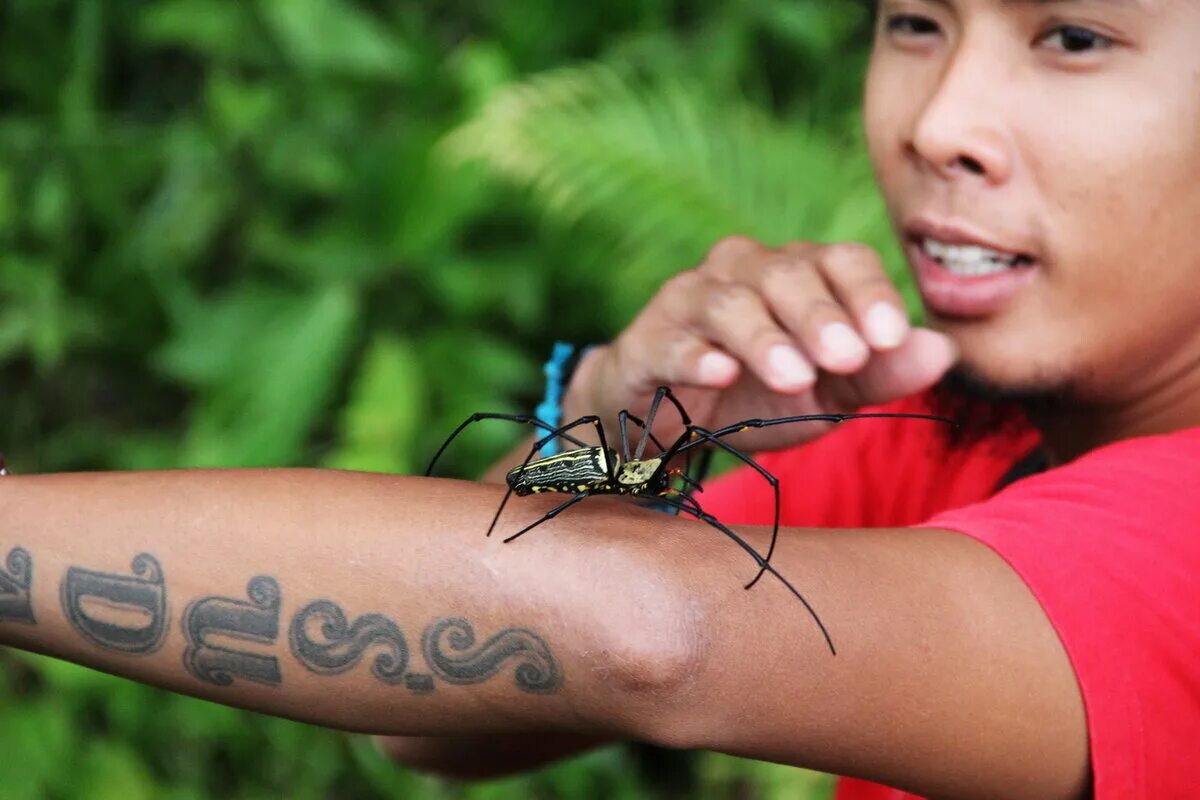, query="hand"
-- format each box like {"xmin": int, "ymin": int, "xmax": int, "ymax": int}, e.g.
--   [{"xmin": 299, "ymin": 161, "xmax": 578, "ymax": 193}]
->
[{"xmin": 564, "ymin": 237, "xmax": 957, "ymax": 452}]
